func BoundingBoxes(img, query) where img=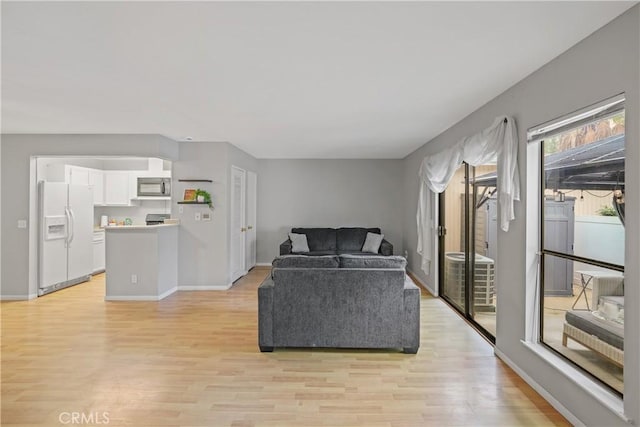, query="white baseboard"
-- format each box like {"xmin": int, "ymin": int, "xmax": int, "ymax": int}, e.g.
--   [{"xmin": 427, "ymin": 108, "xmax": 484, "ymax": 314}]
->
[
  {"xmin": 0, "ymin": 293, "xmax": 37, "ymax": 301},
  {"xmin": 158, "ymin": 286, "xmax": 178, "ymax": 300},
  {"xmin": 494, "ymin": 348, "xmax": 583, "ymax": 427},
  {"xmin": 256, "ymin": 262, "xmax": 271, "ymax": 267},
  {"xmin": 178, "ymin": 283, "xmax": 233, "ymax": 291},
  {"xmin": 406, "ymin": 269, "xmax": 436, "ymax": 296},
  {"xmin": 105, "ymin": 287, "xmax": 177, "ymax": 301}
]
